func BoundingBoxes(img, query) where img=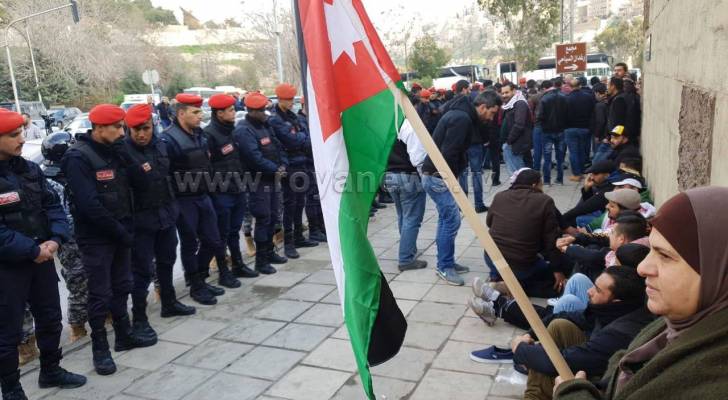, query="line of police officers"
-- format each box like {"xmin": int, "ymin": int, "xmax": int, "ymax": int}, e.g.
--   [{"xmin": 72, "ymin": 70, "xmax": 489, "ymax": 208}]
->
[{"xmin": 0, "ymin": 84, "xmax": 323, "ymax": 399}]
